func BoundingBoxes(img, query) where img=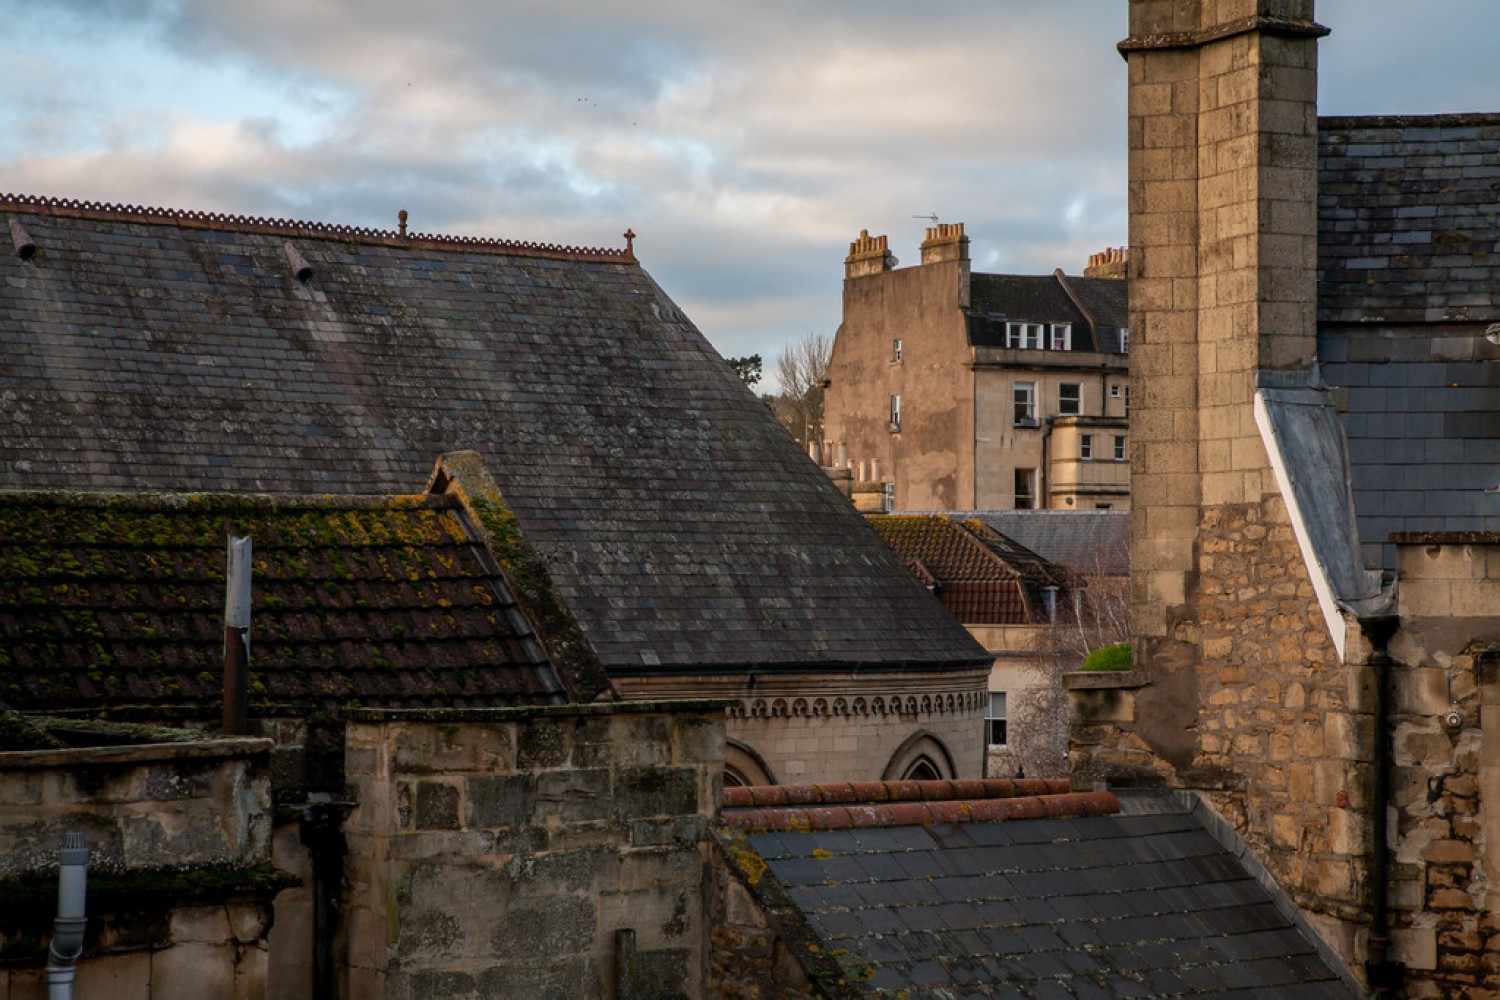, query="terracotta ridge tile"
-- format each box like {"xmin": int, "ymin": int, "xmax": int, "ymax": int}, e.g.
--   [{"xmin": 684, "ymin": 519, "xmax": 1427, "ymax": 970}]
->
[
  {"xmin": 723, "ymin": 778, "xmax": 1070, "ymax": 808},
  {"xmin": 721, "ymin": 790, "xmax": 1119, "ymax": 833},
  {"xmin": 0, "ymin": 192, "xmax": 637, "ymax": 263}
]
